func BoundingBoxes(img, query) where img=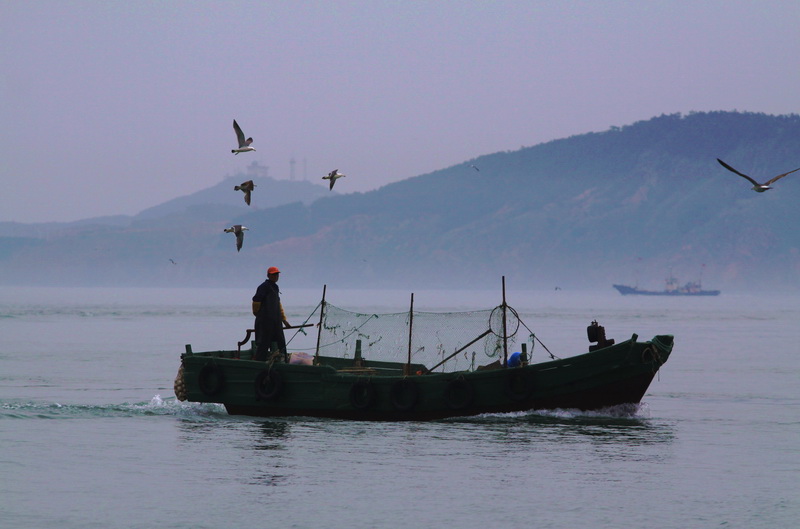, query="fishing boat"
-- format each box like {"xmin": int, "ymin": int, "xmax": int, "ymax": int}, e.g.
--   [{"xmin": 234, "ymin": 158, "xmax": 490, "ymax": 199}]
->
[
  {"xmin": 613, "ymin": 275, "xmax": 720, "ymax": 296},
  {"xmin": 174, "ymin": 280, "xmax": 673, "ymax": 421}
]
